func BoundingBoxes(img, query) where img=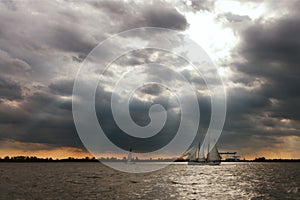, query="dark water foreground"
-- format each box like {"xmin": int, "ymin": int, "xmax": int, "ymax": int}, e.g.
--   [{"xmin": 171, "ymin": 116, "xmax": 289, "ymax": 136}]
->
[{"xmin": 0, "ymin": 162, "xmax": 299, "ymax": 200}]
